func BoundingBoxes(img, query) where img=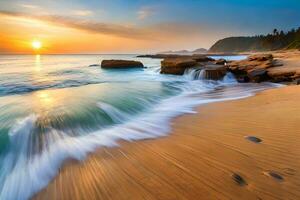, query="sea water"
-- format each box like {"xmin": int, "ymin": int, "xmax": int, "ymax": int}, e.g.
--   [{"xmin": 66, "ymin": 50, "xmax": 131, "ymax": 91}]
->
[{"xmin": 0, "ymin": 54, "xmax": 277, "ymax": 200}]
